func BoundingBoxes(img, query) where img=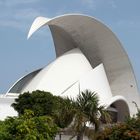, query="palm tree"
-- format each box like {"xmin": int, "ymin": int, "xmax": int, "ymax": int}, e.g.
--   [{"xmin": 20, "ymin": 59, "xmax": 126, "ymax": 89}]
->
[
  {"xmin": 53, "ymin": 97, "xmax": 76, "ymax": 129},
  {"xmin": 70, "ymin": 90, "xmax": 110, "ymax": 140}
]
